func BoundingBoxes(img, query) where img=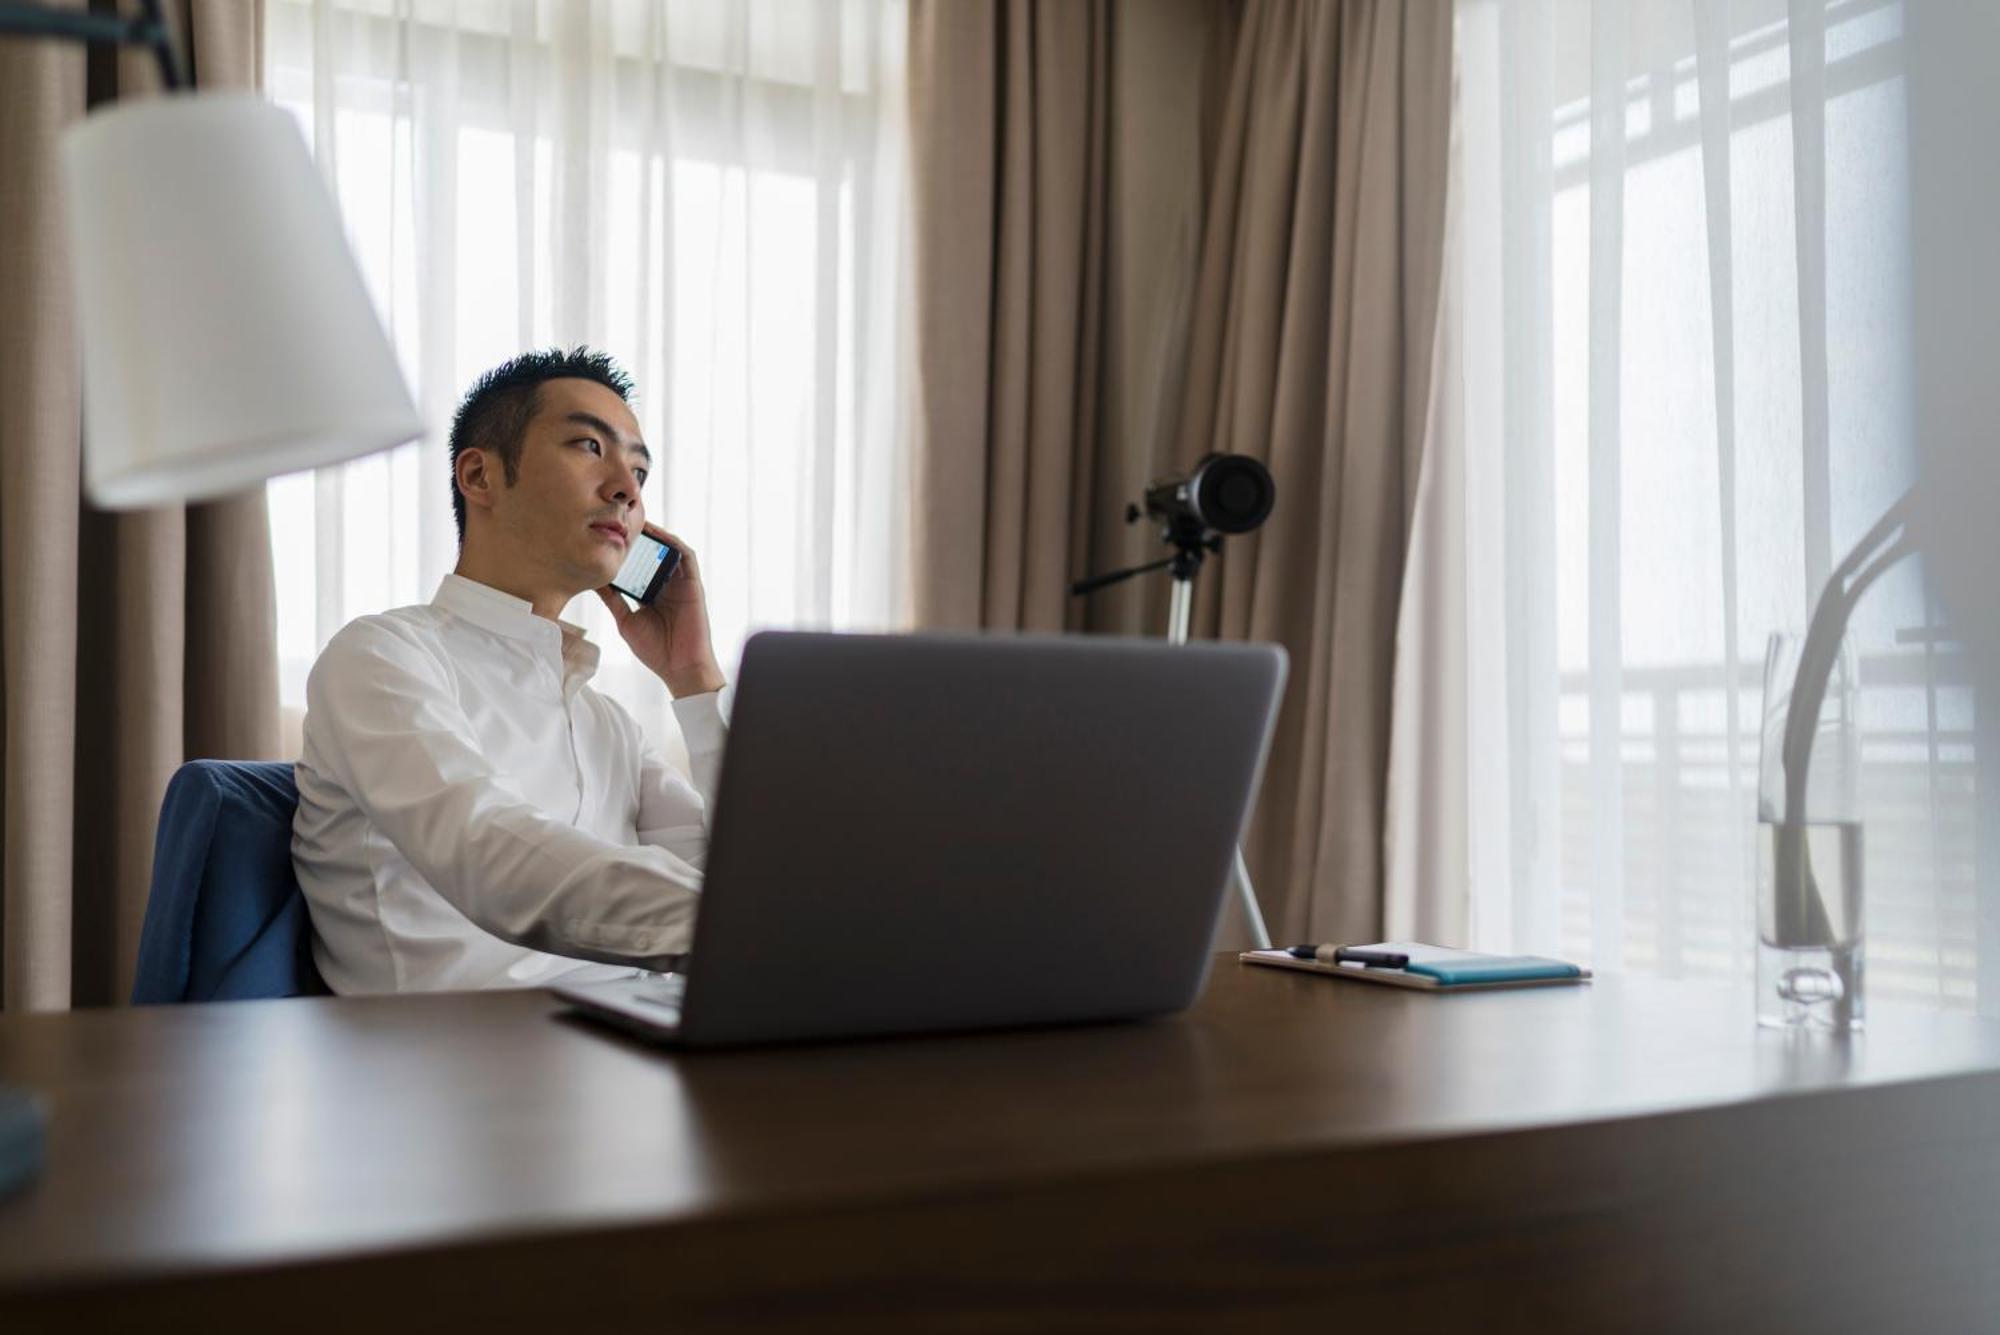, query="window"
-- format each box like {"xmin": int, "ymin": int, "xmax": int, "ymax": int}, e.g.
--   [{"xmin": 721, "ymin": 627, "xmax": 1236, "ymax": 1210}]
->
[
  {"xmin": 264, "ymin": 0, "xmax": 911, "ymax": 758},
  {"xmin": 1433, "ymin": 0, "xmax": 1975, "ymax": 1005}
]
